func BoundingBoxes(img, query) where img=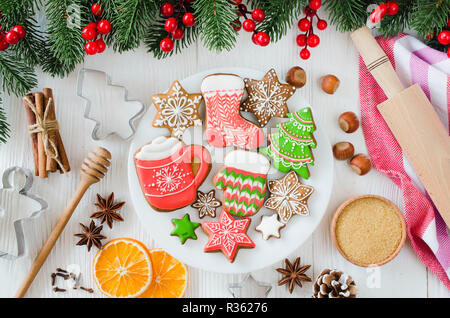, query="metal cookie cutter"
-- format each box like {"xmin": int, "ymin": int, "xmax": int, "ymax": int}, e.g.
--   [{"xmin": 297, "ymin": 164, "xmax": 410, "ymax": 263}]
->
[
  {"xmin": 76, "ymin": 68, "xmax": 146, "ymax": 141},
  {"xmin": 228, "ymin": 274, "xmax": 272, "ymax": 298},
  {"xmin": 0, "ymin": 167, "xmax": 48, "ymax": 260}
]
